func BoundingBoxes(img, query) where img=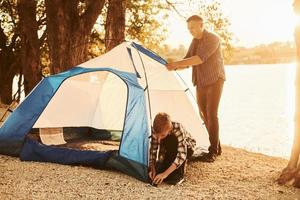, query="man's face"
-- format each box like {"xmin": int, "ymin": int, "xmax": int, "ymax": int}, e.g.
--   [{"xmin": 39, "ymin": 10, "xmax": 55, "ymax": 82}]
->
[{"xmin": 187, "ymin": 20, "xmax": 203, "ymax": 38}]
